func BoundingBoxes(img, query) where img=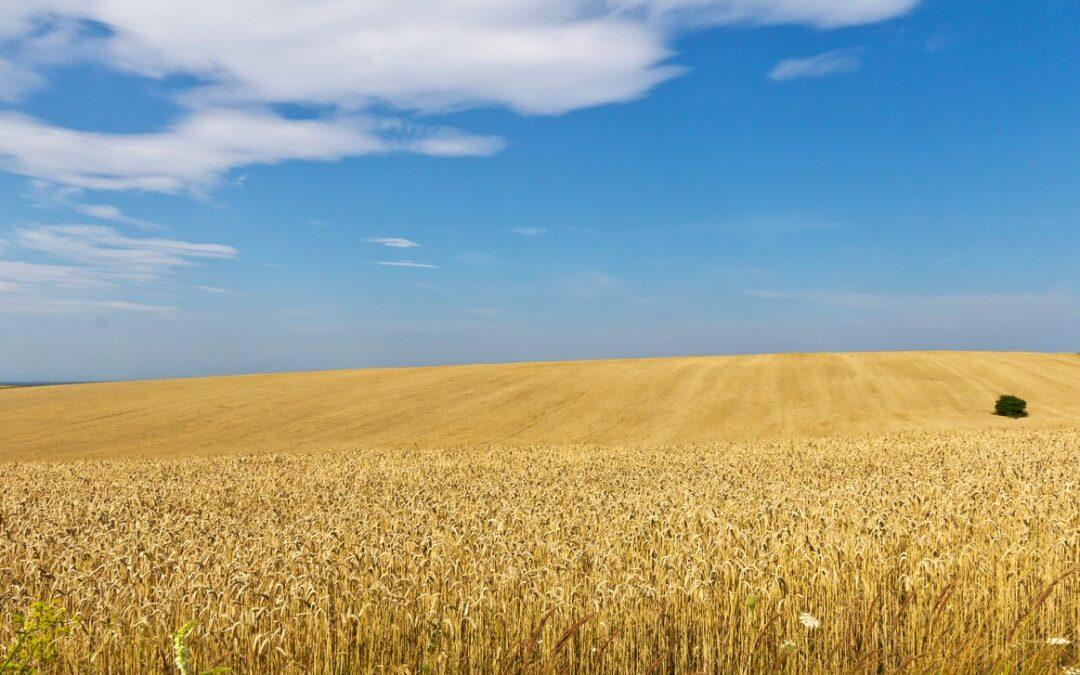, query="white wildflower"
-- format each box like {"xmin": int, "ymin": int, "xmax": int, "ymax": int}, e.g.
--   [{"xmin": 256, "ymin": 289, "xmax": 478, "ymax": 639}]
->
[
  {"xmin": 1047, "ymin": 637, "xmax": 1071, "ymax": 646},
  {"xmin": 799, "ymin": 612, "xmax": 821, "ymax": 630}
]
